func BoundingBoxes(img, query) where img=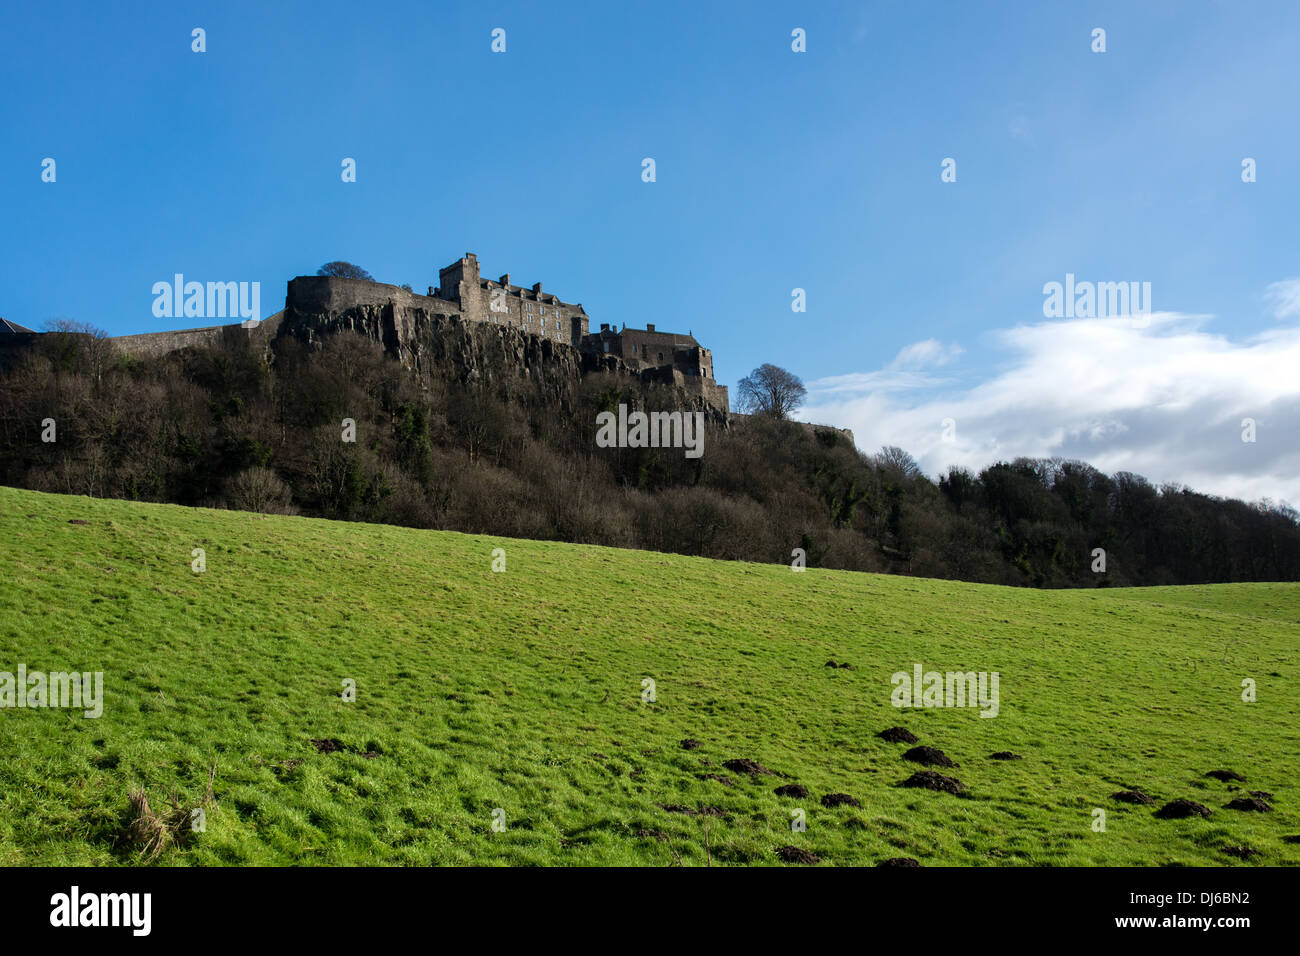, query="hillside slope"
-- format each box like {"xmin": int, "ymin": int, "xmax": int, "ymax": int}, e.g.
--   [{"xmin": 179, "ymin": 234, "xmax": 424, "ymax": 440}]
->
[{"xmin": 1, "ymin": 485, "xmax": 1296, "ymax": 866}]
